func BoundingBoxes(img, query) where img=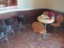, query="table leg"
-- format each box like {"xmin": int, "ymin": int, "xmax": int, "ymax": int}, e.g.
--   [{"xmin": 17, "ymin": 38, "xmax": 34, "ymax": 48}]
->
[
  {"xmin": 45, "ymin": 24, "xmax": 47, "ymax": 29},
  {"xmin": 45, "ymin": 24, "xmax": 51, "ymax": 35}
]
